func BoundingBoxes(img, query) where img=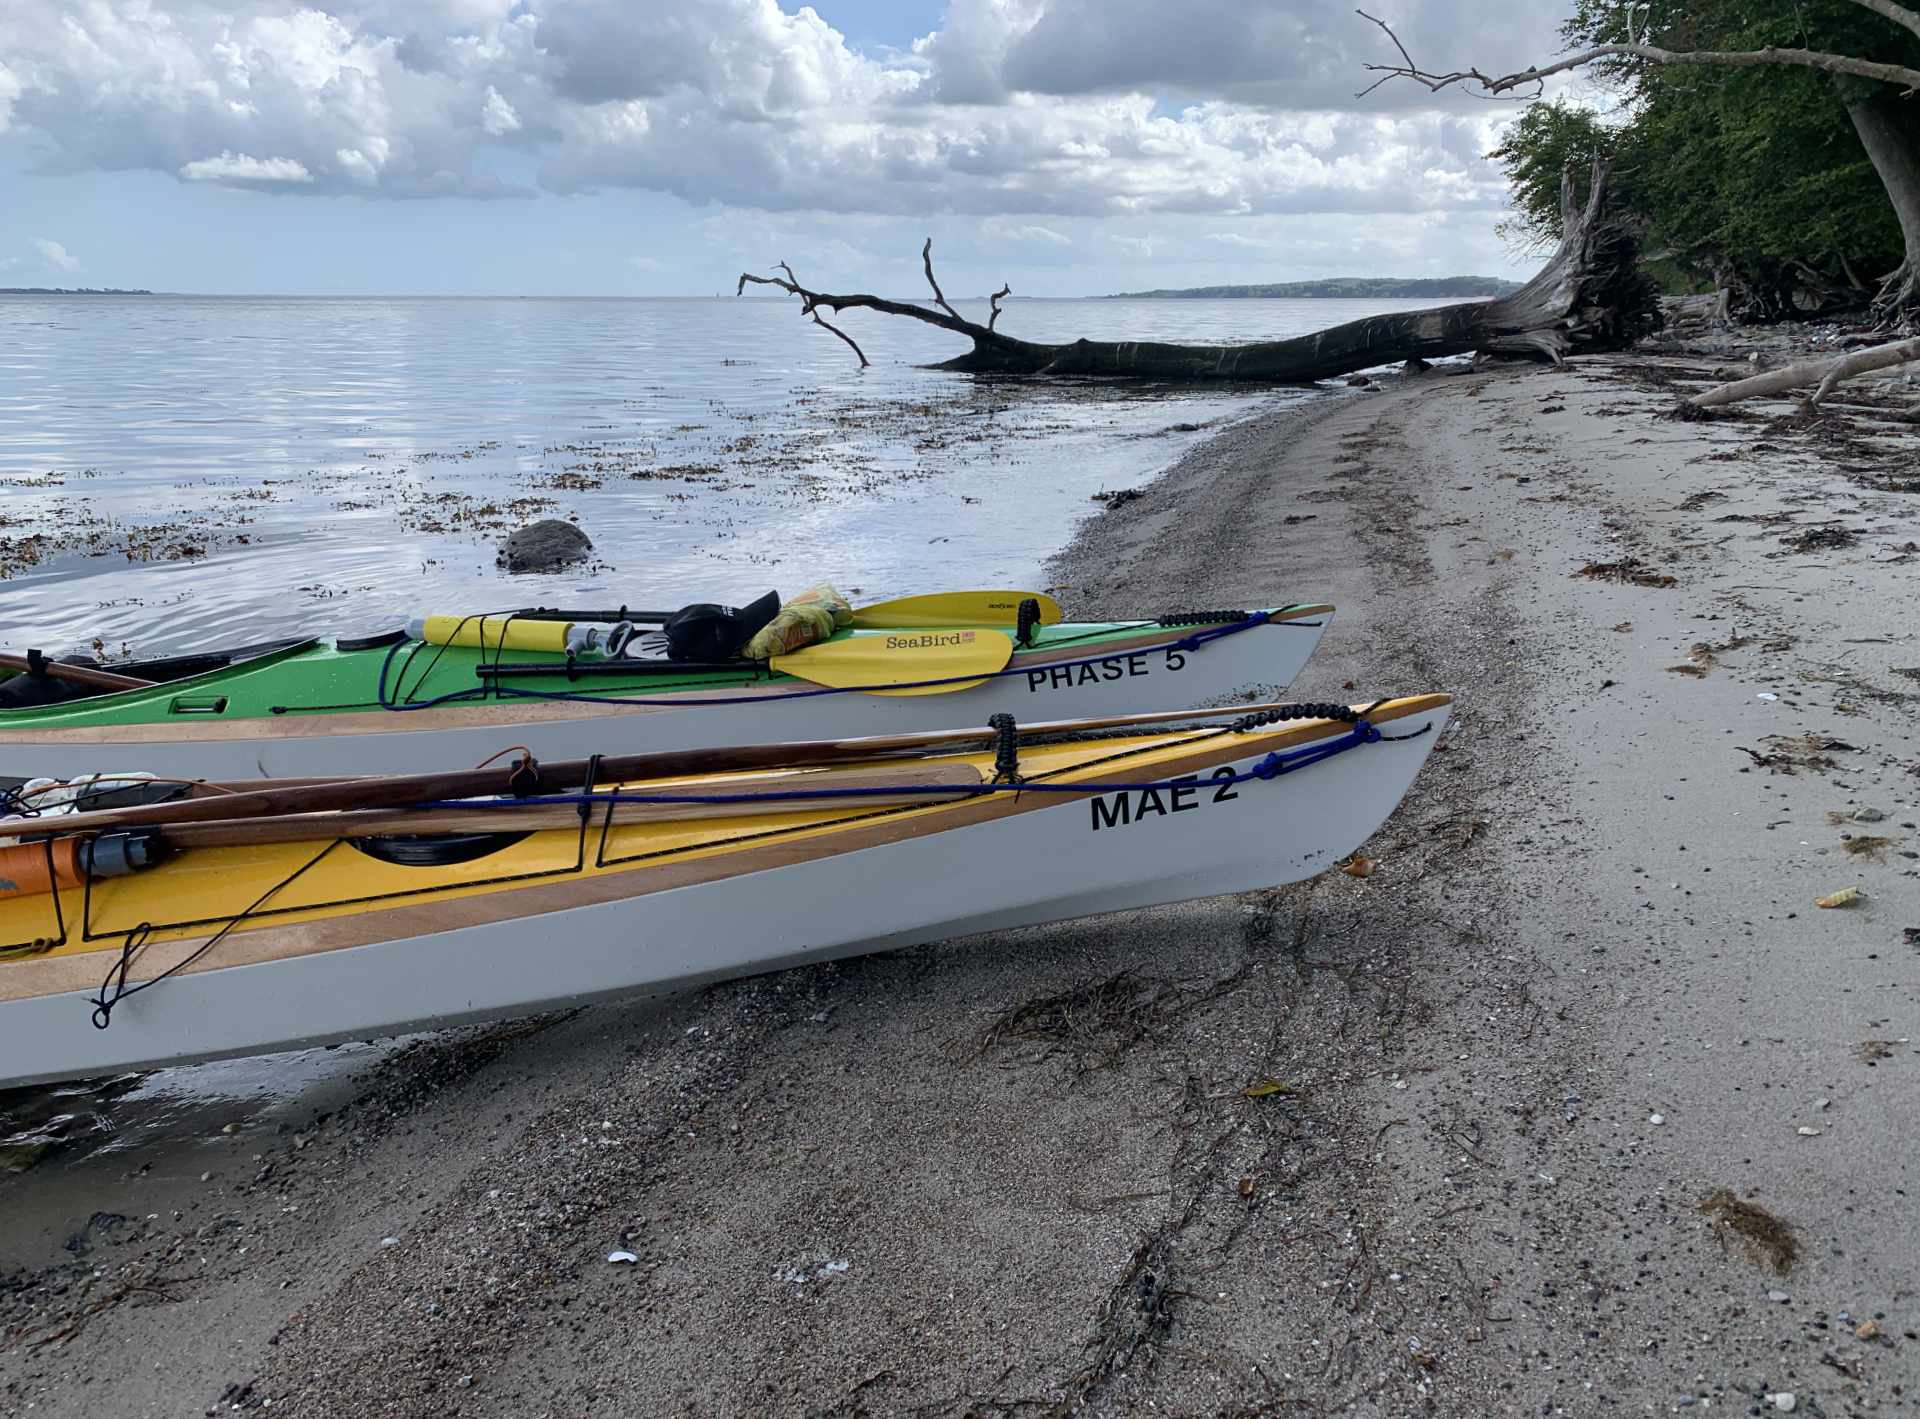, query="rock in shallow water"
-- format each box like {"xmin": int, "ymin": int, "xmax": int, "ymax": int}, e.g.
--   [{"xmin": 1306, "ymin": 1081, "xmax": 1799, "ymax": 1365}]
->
[{"xmin": 497, "ymin": 518, "xmax": 591, "ymax": 573}]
